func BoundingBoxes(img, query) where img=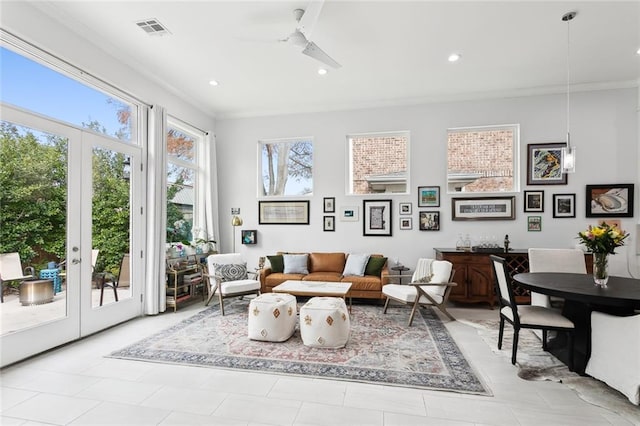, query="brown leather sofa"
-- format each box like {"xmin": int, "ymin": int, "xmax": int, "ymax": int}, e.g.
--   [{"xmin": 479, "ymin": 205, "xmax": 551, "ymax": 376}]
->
[{"xmin": 259, "ymin": 252, "xmax": 390, "ymax": 300}]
